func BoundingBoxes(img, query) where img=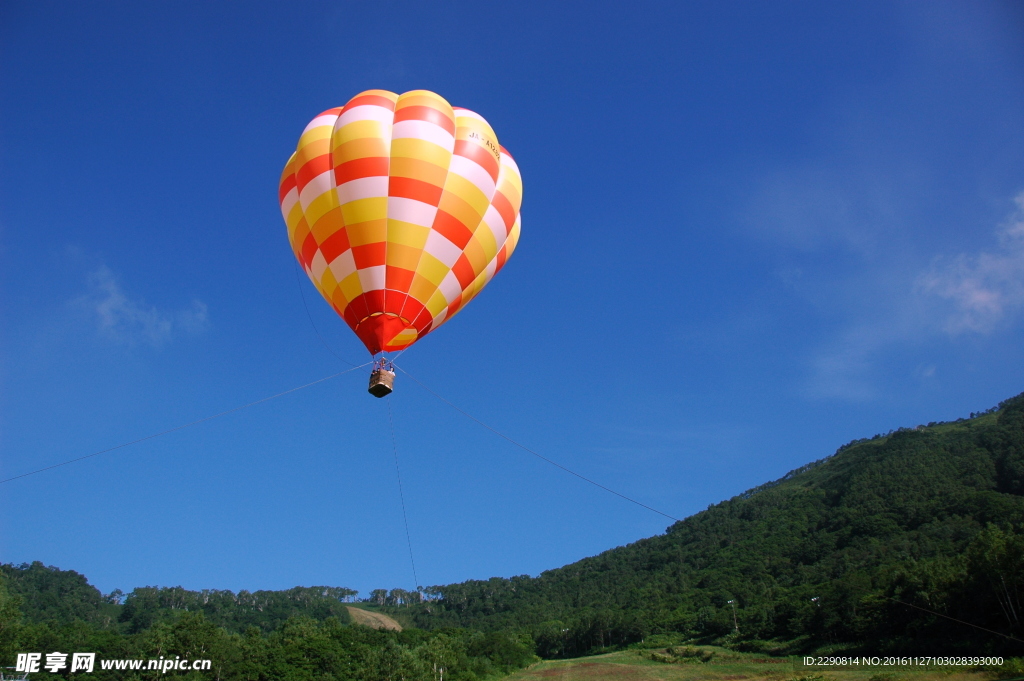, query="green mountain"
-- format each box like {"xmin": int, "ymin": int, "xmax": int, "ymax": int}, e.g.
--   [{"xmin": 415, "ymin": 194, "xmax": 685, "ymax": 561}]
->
[
  {"xmin": 386, "ymin": 392, "xmax": 1024, "ymax": 655},
  {"xmin": 3, "ymin": 392, "xmax": 1023, "ymax": 662}
]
